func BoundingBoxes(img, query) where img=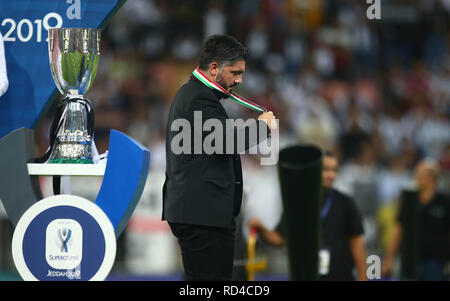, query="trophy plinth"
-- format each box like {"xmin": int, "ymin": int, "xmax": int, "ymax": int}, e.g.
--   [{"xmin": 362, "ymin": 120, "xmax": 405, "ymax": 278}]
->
[{"xmin": 48, "ymin": 28, "xmax": 100, "ymax": 164}]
